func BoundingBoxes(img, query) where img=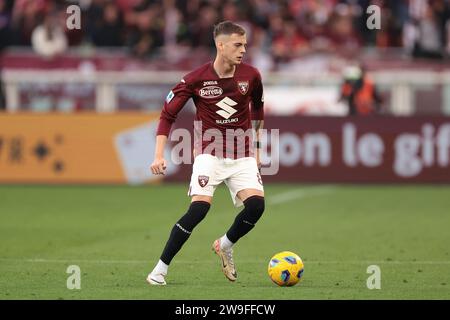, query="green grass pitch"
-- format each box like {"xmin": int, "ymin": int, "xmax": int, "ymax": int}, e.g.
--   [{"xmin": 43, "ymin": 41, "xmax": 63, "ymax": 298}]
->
[{"xmin": 1, "ymin": 184, "xmax": 449, "ymax": 300}]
